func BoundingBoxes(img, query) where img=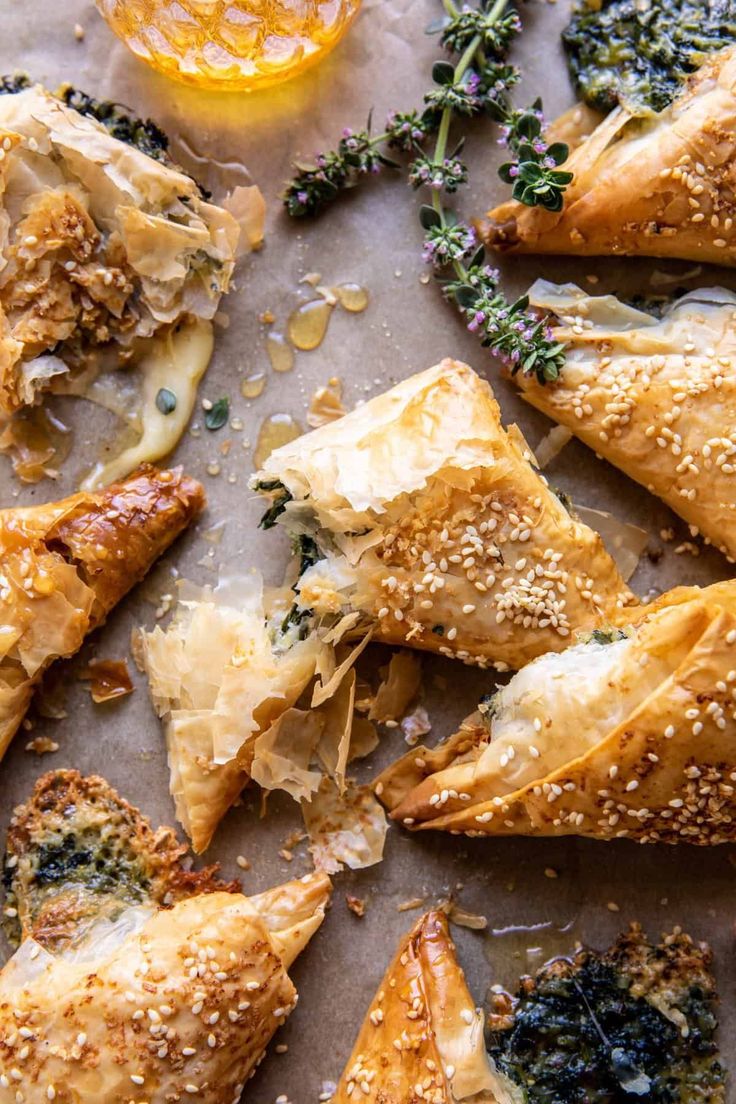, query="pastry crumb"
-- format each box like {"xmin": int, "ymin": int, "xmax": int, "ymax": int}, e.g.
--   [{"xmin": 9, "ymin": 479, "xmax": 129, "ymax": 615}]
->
[
  {"xmin": 397, "ymin": 897, "xmax": 426, "ymax": 912},
  {"xmin": 346, "ymin": 894, "xmax": 366, "ymax": 917},
  {"xmin": 25, "ymin": 736, "xmax": 59, "ymax": 755},
  {"xmin": 73, "ymin": 22, "xmax": 85, "ymax": 40},
  {"xmin": 307, "ymin": 379, "xmax": 346, "ymax": 428},
  {"xmin": 79, "ymin": 658, "xmax": 134, "ymax": 703},
  {"xmin": 401, "ymin": 704, "xmax": 431, "ymax": 746},
  {"xmin": 544, "ymin": 867, "xmax": 559, "ymax": 879},
  {"xmin": 236, "ymin": 855, "xmax": 251, "ymax": 870}
]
